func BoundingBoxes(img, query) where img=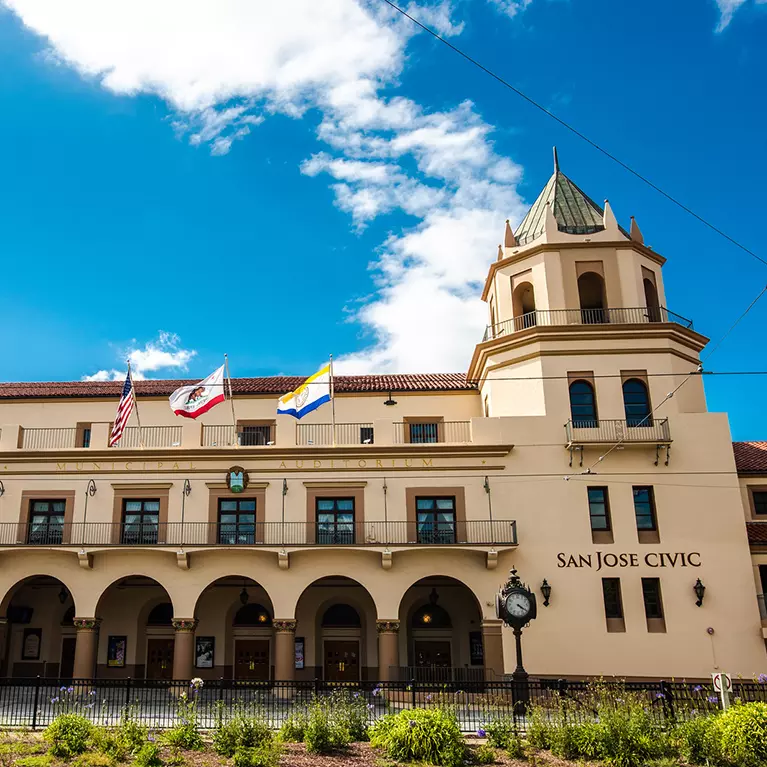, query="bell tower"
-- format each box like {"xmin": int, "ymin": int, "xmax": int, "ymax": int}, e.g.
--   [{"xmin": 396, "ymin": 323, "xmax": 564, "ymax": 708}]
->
[{"xmin": 469, "ymin": 150, "xmax": 709, "ymax": 435}]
